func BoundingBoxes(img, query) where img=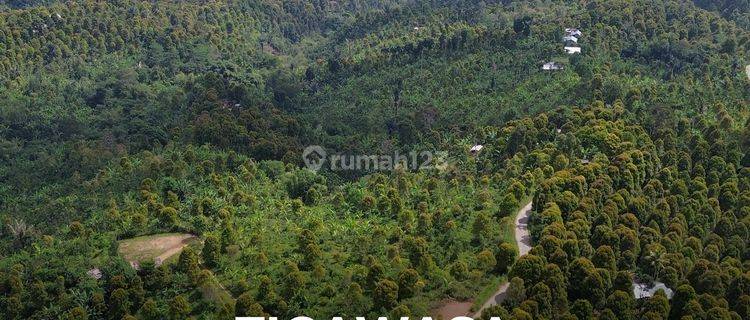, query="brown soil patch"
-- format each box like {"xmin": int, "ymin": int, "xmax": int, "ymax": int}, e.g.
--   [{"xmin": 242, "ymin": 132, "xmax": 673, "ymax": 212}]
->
[
  {"xmin": 118, "ymin": 233, "xmax": 197, "ymax": 265},
  {"xmin": 431, "ymin": 299, "xmax": 473, "ymax": 320}
]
